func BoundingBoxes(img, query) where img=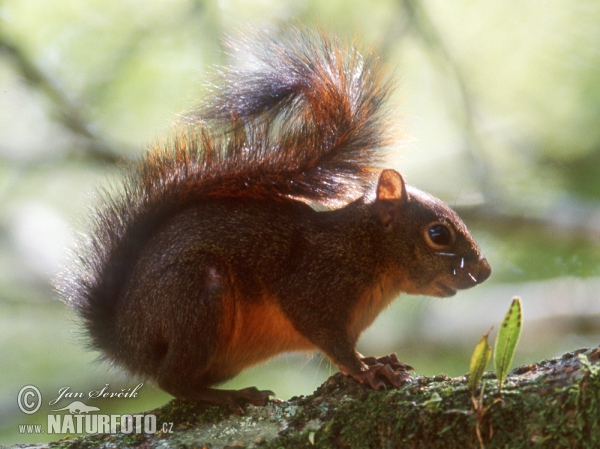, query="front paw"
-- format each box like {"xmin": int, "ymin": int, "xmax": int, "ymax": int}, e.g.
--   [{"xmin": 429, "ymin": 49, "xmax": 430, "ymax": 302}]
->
[
  {"xmin": 360, "ymin": 353, "xmax": 414, "ymax": 371},
  {"xmin": 350, "ymin": 353, "xmax": 413, "ymax": 390}
]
